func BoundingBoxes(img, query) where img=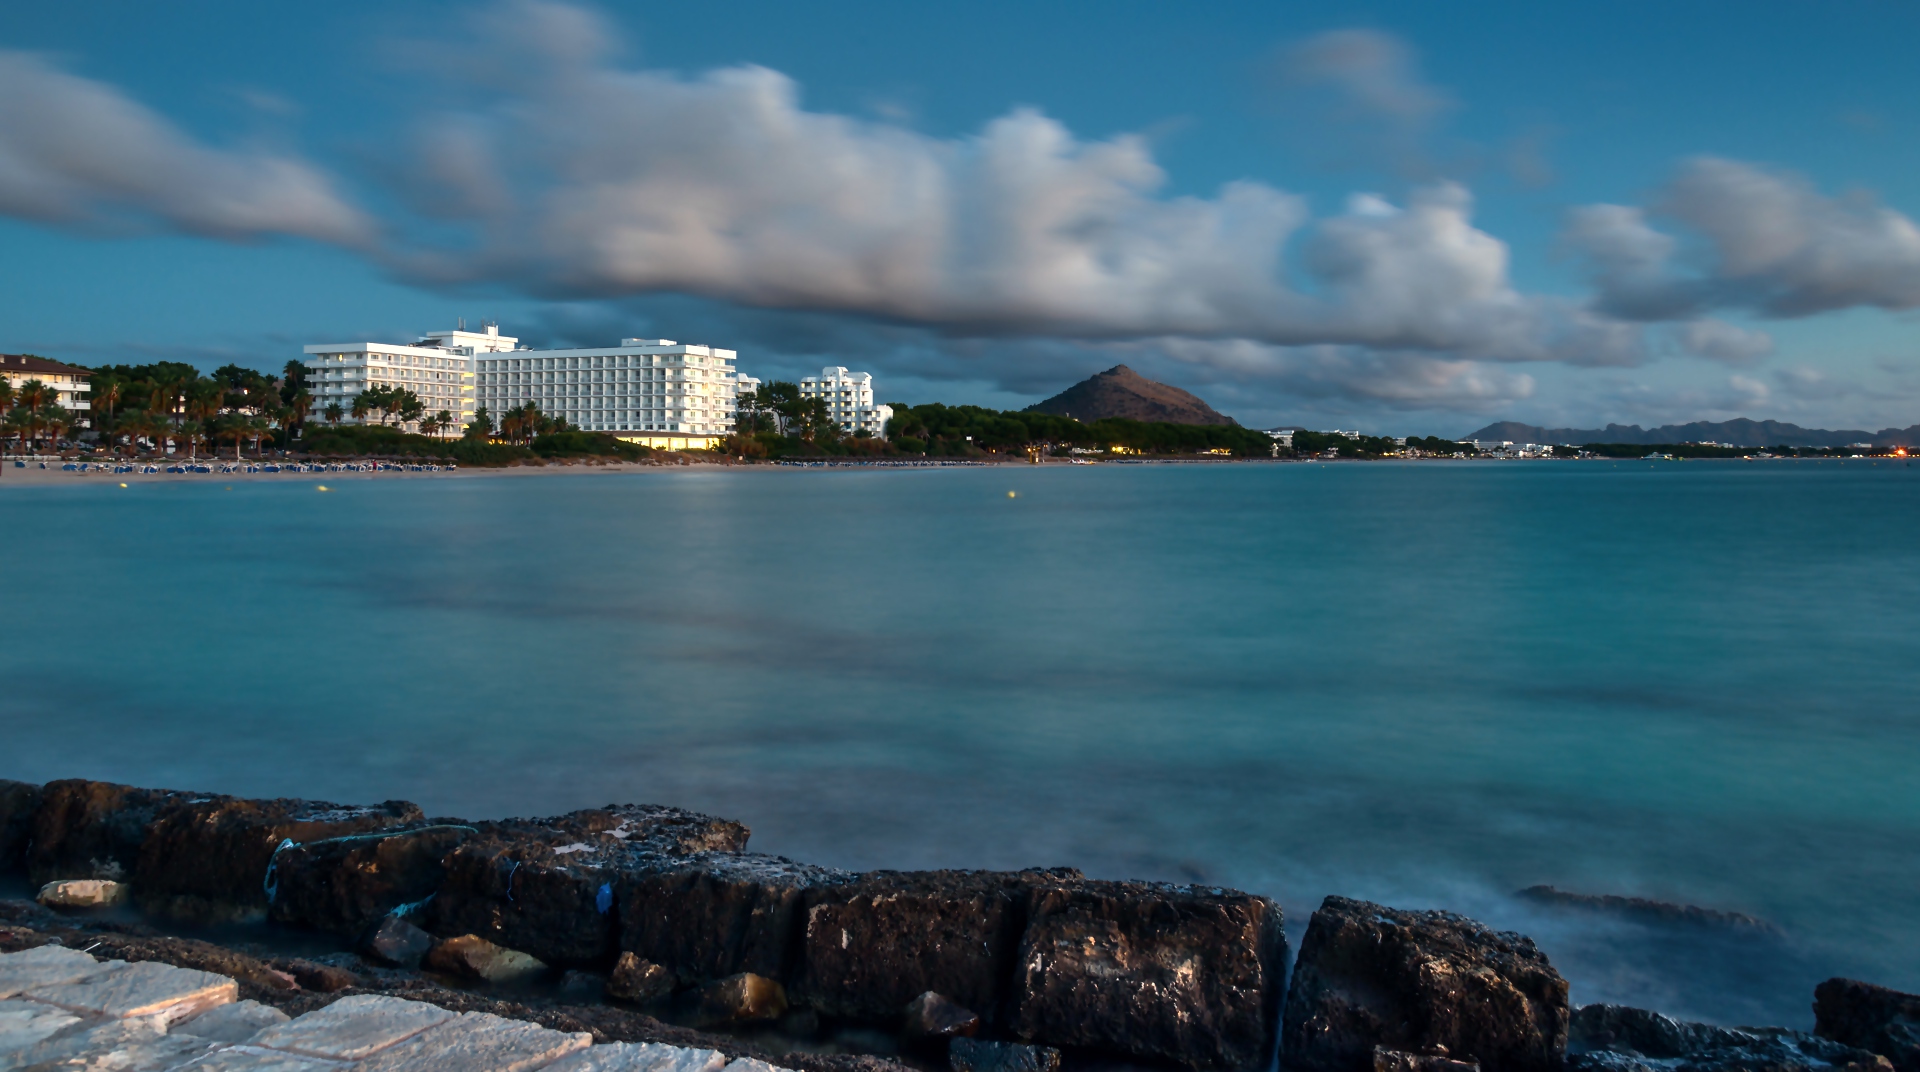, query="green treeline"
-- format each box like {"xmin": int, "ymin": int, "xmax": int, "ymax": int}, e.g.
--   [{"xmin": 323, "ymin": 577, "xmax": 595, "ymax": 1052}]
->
[{"xmin": 885, "ymin": 404, "xmax": 1276, "ymax": 456}]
